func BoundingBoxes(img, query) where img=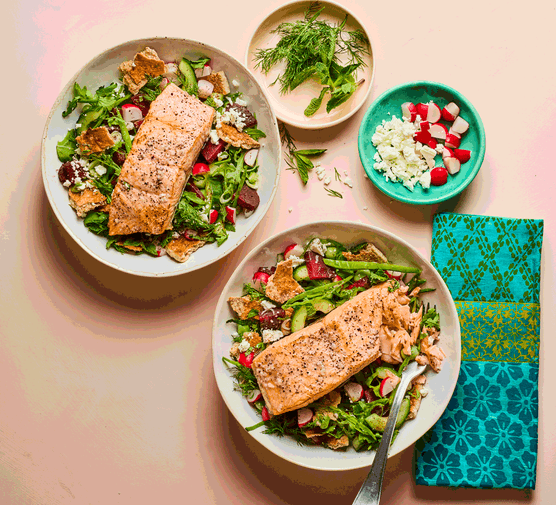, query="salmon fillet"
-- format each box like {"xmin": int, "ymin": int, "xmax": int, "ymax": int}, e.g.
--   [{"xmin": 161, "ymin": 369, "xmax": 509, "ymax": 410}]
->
[
  {"xmin": 252, "ymin": 285, "xmax": 384, "ymax": 416},
  {"xmin": 109, "ymin": 83, "xmax": 215, "ymax": 235}
]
